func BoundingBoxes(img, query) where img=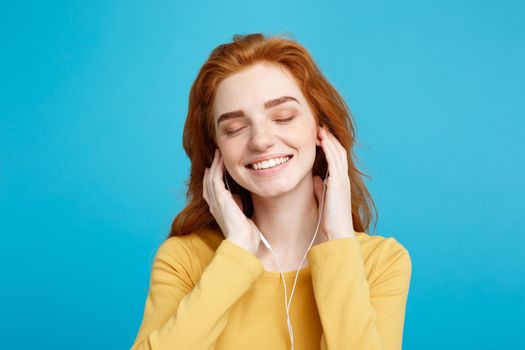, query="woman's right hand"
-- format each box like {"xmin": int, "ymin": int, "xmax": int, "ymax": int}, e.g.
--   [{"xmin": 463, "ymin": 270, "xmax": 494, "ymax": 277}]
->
[{"xmin": 203, "ymin": 149, "xmax": 262, "ymax": 255}]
